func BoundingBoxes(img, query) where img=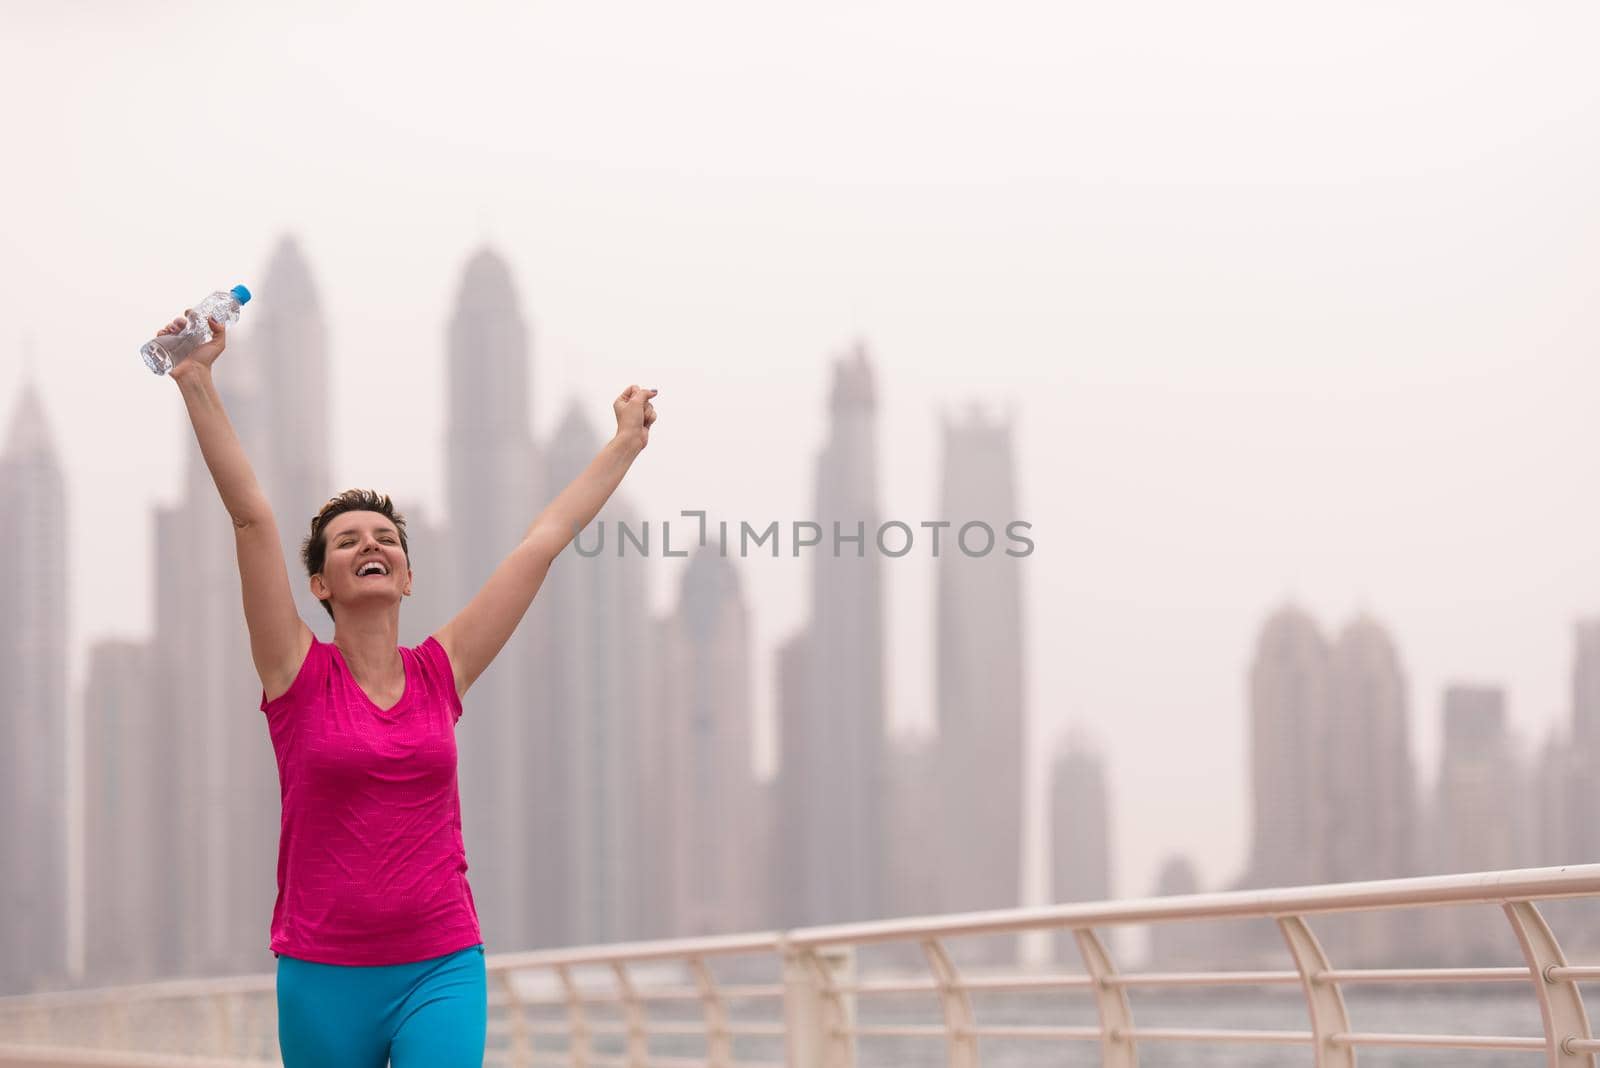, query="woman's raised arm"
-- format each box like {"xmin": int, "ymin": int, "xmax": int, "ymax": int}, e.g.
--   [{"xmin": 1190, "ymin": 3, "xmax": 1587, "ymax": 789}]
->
[
  {"xmin": 434, "ymin": 385, "xmax": 658, "ymax": 700},
  {"xmin": 167, "ymin": 313, "xmax": 311, "ymax": 697}
]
